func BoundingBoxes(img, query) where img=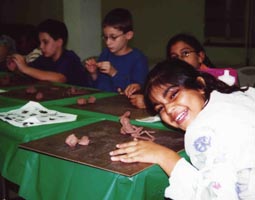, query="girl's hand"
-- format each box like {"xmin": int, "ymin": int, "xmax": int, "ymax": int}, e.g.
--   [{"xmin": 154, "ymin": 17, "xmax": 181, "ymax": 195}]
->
[
  {"xmin": 124, "ymin": 83, "xmax": 141, "ymax": 97},
  {"xmin": 109, "ymin": 139, "xmax": 181, "ymax": 175},
  {"xmin": 97, "ymin": 61, "xmax": 117, "ymax": 77},
  {"xmin": 129, "ymin": 94, "xmax": 146, "ymax": 109}
]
